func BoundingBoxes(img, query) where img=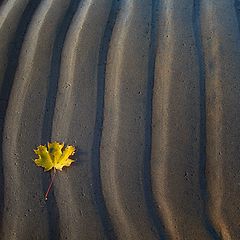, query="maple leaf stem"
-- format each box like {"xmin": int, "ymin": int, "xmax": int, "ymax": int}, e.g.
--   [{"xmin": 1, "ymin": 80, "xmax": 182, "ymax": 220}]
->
[{"xmin": 45, "ymin": 169, "xmax": 56, "ymax": 201}]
